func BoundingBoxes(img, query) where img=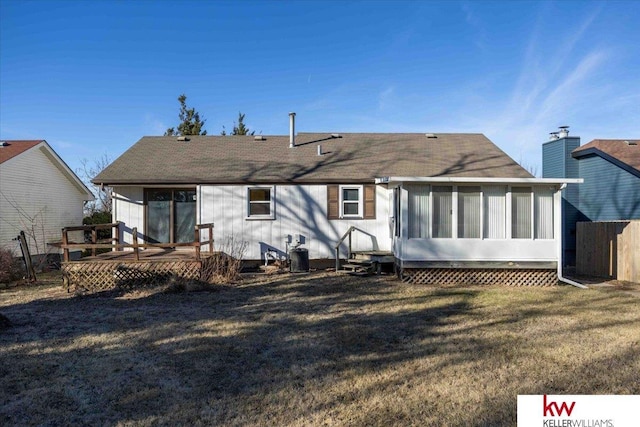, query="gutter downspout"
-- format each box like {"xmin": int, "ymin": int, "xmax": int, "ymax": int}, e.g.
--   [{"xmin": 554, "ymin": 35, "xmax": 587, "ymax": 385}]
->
[{"xmin": 556, "ymin": 183, "xmax": 588, "ymax": 289}]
